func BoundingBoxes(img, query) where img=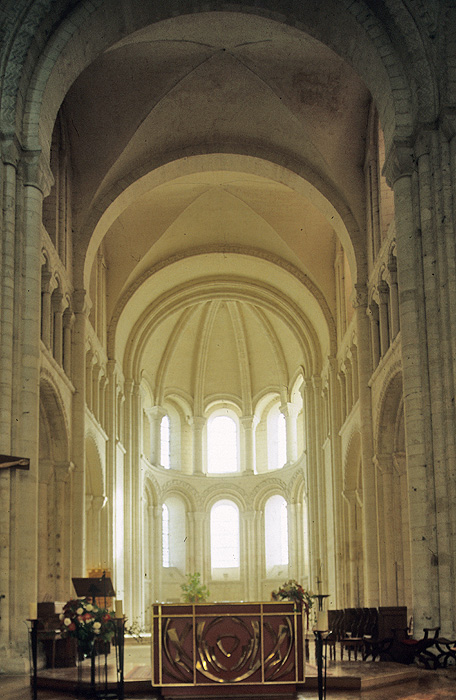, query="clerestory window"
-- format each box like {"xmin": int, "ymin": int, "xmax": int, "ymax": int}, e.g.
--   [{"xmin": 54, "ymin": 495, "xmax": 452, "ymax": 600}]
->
[
  {"xmin": 207, "ymin": 412, "xmax": 239, "ymax": 473},
  {"xmin": 160, "ymin": 414, "xmax": 170, "ymax": 469}
]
